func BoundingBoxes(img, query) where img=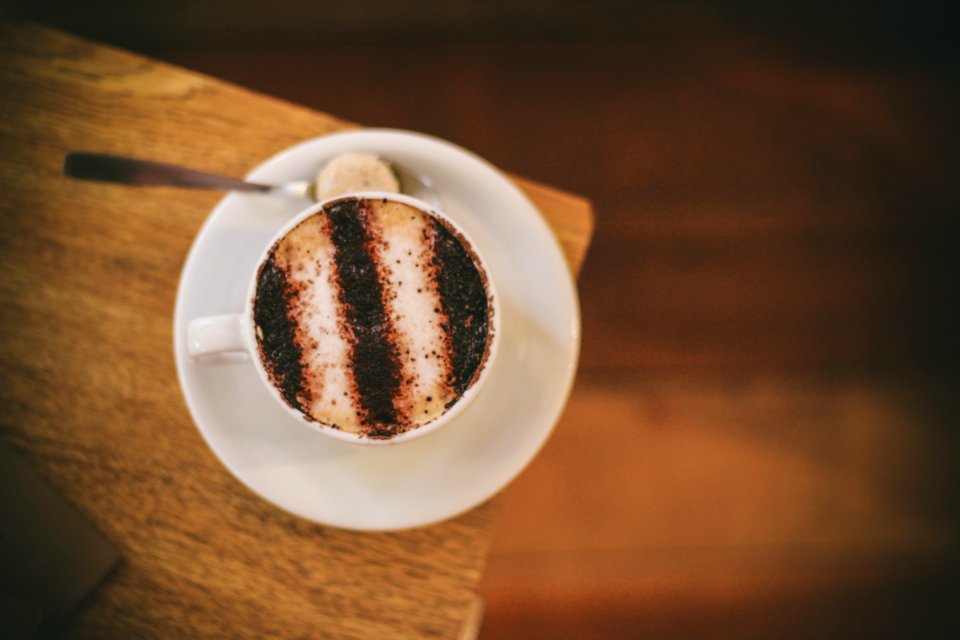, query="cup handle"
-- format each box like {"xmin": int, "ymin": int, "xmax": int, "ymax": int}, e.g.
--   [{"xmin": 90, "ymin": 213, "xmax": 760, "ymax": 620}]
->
[{"xmin": 187, "ymin": 314, "xmax": 247, "ymax": 358}]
